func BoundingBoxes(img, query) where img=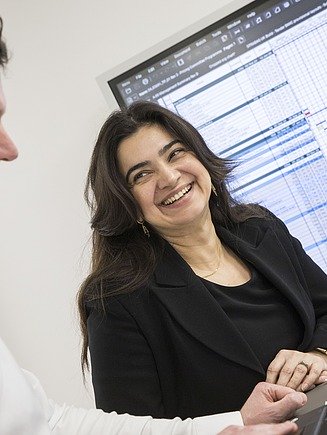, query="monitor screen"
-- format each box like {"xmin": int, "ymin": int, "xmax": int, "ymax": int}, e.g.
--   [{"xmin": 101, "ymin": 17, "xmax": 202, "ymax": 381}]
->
[{"xmin": 98, "ymin": 0, "xmax": 327, "ymax": 272}]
